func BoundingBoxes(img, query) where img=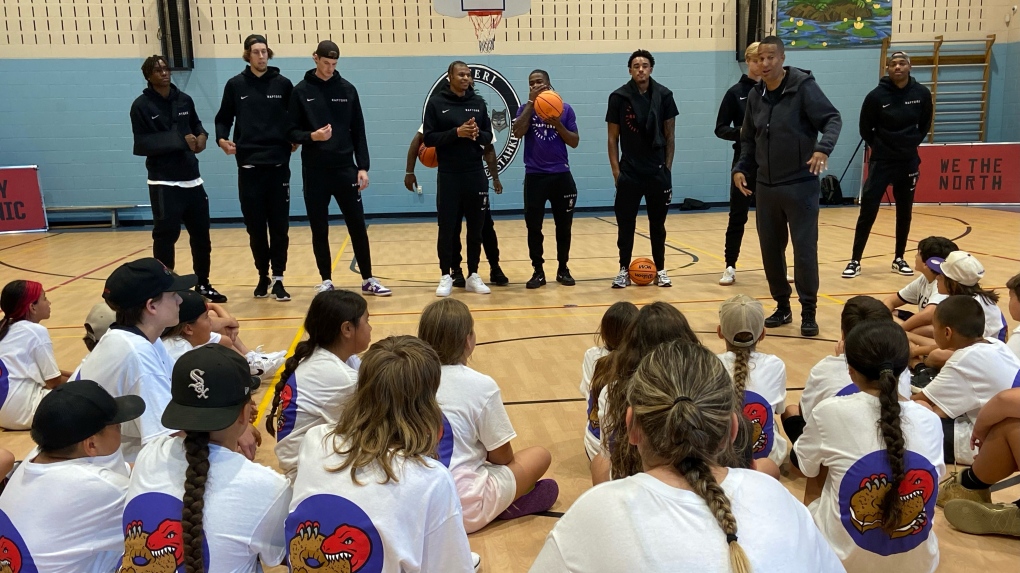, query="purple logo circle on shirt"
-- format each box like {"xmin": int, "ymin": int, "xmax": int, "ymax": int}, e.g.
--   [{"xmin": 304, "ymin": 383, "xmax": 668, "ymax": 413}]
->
[
  {"xmin": 0, "ymin": 509, "xmax": 39, "ymax": 573},
  {"xmin": 586, "ymin": 392, "xmax": 600, "ymax": 440},
  {"xmin": 742, "ymin": 390, "xmax": 774, "ymax": 459},
  {"xmin": 435, "ymin": 413, "xmax": 455, "ymax": 468},
  {"xmin": 276, "ymin": 372, "xmax": 299, "ymax": 440},
  {"xmin": 286, "ymin": 494, "xmax": 384, "ymax": 573},
  {"xmin": 122, "ymin": 492, "xmax": 209, "ymax": 573},
  {"xmin": 835, "ymin": 383, "xmax": 860, "ymax": 398},
  {"xmin": 839, "ymin": 450, "xmax": 938, "ymax": 555},
  {"xmin": 0, "ymin": 359, "xmax": 9, "ymax": 408}
]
